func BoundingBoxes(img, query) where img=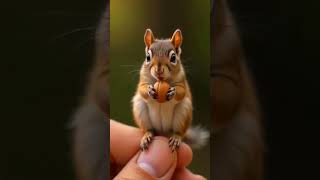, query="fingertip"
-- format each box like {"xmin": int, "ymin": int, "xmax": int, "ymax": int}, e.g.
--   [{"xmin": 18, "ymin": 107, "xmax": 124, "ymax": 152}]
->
[
  {"xmin": 149, "ymin": 136, "xmax": 193, "ymax": 168},
  {"xmin": 110, "ymin": 120, "xmax": 143, "ymax": 165},
  {"xmin": 137, "ymin": 137, "xmax": 177, "ymax": 178},
  {"xmin": 177, "ymin": 142, "xmax": 193, "ymax": 168}
]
